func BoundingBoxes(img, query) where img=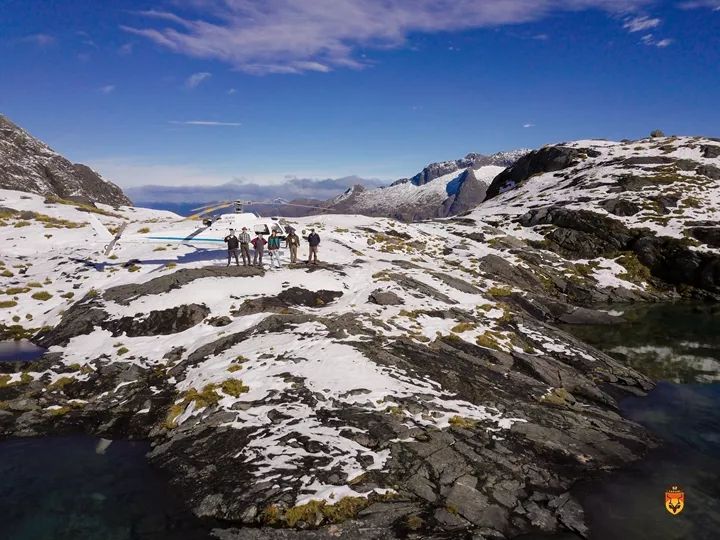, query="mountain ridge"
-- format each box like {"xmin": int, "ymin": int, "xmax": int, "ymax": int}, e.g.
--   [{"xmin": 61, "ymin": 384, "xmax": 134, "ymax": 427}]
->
[{"xmin": 0, "ymin": 115, "xmax": 131, "ymax": 206}]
